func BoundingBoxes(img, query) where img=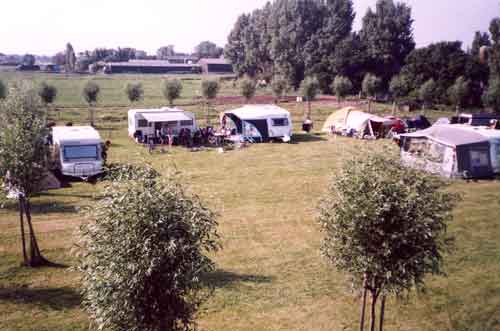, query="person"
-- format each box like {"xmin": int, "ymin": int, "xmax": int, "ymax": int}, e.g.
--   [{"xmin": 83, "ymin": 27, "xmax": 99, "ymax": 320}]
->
[
  {"xmin": 148, "ymin": 136, "xmax": 155, "ymax": 154},
  {"xmin": 167, "ymin": 127, "xmax": 174, "ymax": 149}
]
